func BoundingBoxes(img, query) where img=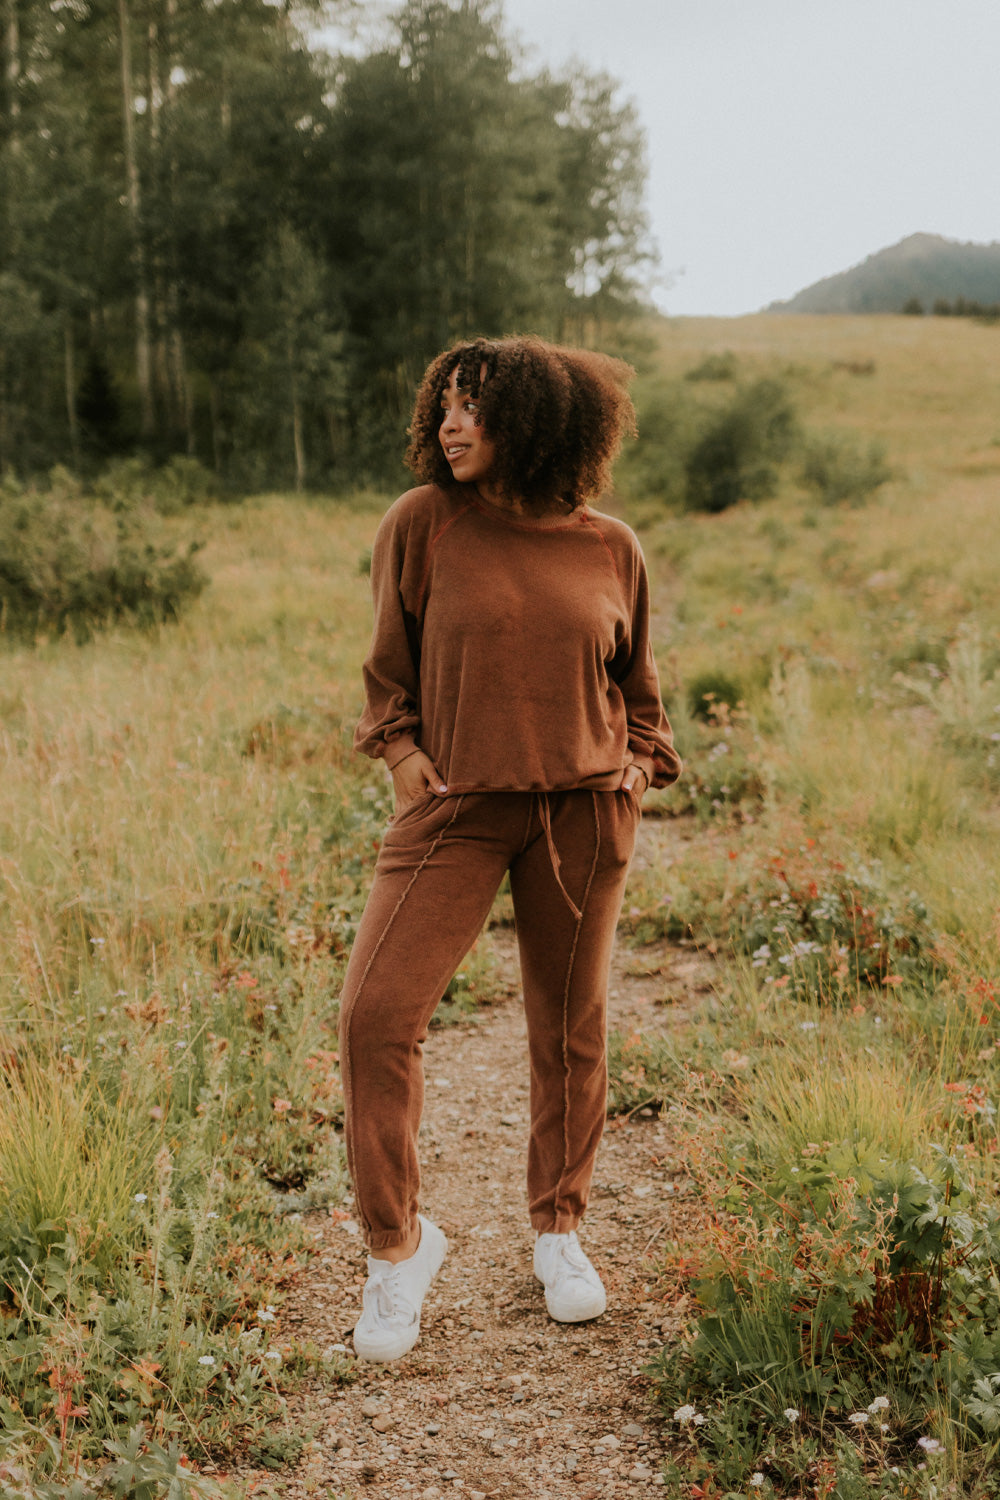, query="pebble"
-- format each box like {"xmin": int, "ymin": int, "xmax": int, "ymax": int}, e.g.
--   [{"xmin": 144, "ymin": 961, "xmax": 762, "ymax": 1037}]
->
[
  {"xmin": 360, "ymin": 1398, "xmax": 382, "ymax": 1418},
  {"xmin": 596, "ymin": 1434, "xmax": 621, "ymax": 1449},
  {"xmin": 623, "ymin": 1423, "xmax": 644, "ymax": 1438},
  {"xmin": 426, "ymin": 1423, "xmax": 441, "ymax": 1435},
  {"xmin": 498, "ymin": 1373, "xmax": 523, "ymax": 1389},
  {"xmin": 629, "ymin": 1465, "xmax": 653, "ymax": 1480},
  {"xmin": 372, "ymin": 1413, "xmax": 394, "ymax": 1432}
]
